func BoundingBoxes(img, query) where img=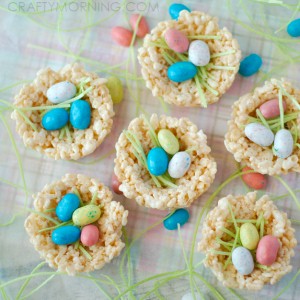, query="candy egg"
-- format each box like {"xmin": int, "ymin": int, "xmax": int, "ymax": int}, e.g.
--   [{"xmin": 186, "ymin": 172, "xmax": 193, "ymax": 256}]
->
[
  {"xmin": 244, "ymin": 123, "xmax": 274, "ymax": 147},
  {"xmin": 232, "ymin": 246, "xmax": 254, "ymax": 275},
  {"xmin": 157, "ymin": 129, "xmax": 180, "ymax": 155},
  {"xmin": 256, "ymin": 235, "xmax": 280, "ymax": 266},
  {"xmin": 129, "ymin": 14, "xmax": 149, "ymax": 38},
  {"xmin": 164, "ymin": 28, "xmax": 189, "ymax": 53},
  {"xmin": 242, "ymin": 166, "xmax": 267, "ymax": 190},
  {"xmin": 240, "ymin": 223, "xmax": 259, "ymax": 250},
  {"xmin": 147, "ymin": 147, "xmax": 169, "ymax": 176},
  {"xmin": 259, "ymin": 98, "xmax": 287, "ymax": 119},
  {"xmin": 188, "ymin": 40, "xmax": 210, "ymax": 67},
  {"xmin": 72, "ymin": 204, "xmax": 101, "ymax": 226},
  {"xmin": 167, "ymin": 61, "xmax": 197, "ymax": 83},
  {"xmin": 47, "ymin": 81, "xmax": 77, "ymax": 104},
  {"xmin": 106, "ymin": 76, "xmax": 123, "ymax": 104},
  {"xmin": 51, "ymin": 225, "xmax": 80, "ymax": 245},
  {"xmin": 163, "ymin": 208, "xmax": 189, "ymax": 230},
  {"xmin": 80, "ymin": 224, "xmax": 100, "ymax": 247},
  {"xmin": 42, "ymin": 108, "xmax": 69, "ymax": 131},
  {"xmin": 168, "ymin": 151, "xmax": 191, "ymax": 179},
  {"xmin": 70, "ymin": 99, "xmax": 91, "ymax": 130},
  {"xmin": 287, "ymin": 18, "xmax": 300, "ymax": 37},
  {"xmin": 111, "ymin": 173, "xmax": 122, "ymax": 195},
  {"xmin": 182, "ymin": 292, "xmax": 202, "ymax": 300},
  {"xmin": 55, "ymin": 193, "xmax": 80, "ymax": 222},
  {"xmin": 111, "ymin": 26, "xmax": 133, "ymax": 47},
  {"xmin": 239, "ymin": 54, "xmax": 262, "ymax": 77},
  {"xmin": 273, "ymin": 129, "xmax": 293, "ymax": 159},
  {"xmin": 169, "ymin": 3, "xmax": 191, "ymax": 20}
]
